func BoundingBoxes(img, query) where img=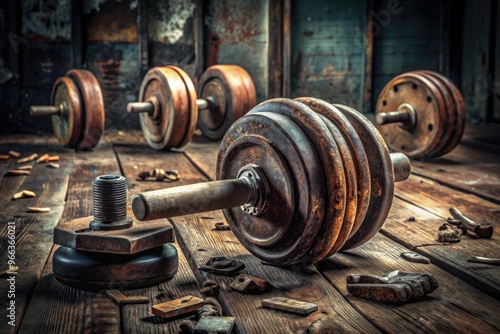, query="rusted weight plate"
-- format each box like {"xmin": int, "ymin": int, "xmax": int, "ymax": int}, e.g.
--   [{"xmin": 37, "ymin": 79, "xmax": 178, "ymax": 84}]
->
[
  {"xmin": 249, "ymin": 98, "xmax": 346, "ymax": 264},
  {"xmin": 295, "ymin": 98, "xmax": 358, "ymax": 257},
  {"xmin": 419, "ymin": 70, "xmax": 466, "ymax": 157},
  {"xmin": 52, "ymin": 243, "xmax": 178, "ymax": 291},
  {"xmin": 168, "ymin": 66, "xmax": 199, "ymax": 148},
  {"xmin": 376, "ymin": 72, "xmax": 446, "ymax": 159},
  {"xmin": 66, "ymin": 69, "xmax": 105, "ymax": 150},
  {"xmin": 197, "ymin": 65, "xmax": 256, "ymax": 140},
  {"xmin": 138, "ymin": 66, "xmax": 197, "ymax": 150},
  {"xmin": 335, "ymin": 104, "xmax": 394, "ymax": 251},
  {"xmin": 50, "ymin": 76, "xmax": 83, "ymax": 148},
  {"xmin": 217, "ymin": 101, "xmax": 326, "ymax": 265},
  {"xmin": 411, "ymin": 71, "xmax": 454, "ymax": 159}
]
